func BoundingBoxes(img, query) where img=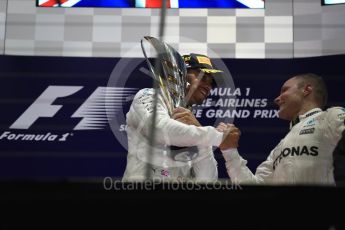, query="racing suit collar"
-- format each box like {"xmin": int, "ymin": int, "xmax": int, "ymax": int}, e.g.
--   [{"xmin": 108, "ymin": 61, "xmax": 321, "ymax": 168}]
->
[{"xmin": 290, "ymin": 108, "xmax": 322, "ymax": 129}]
